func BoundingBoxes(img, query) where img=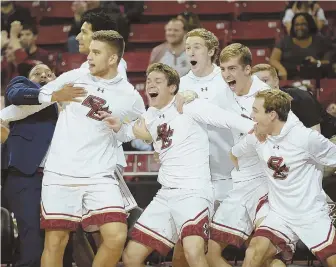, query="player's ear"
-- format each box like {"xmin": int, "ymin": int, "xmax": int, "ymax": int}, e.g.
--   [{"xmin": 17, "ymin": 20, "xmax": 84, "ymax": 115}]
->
[
  {"xmin": 244, "ymin": 64, "xmax": 251, "ymax": 76},
  {"xmin": 108, "ymin": 54, "xmax": 118, "ymax": 66},
  {"xmin": 168, "ymin": 84, "xmax": 177, "ymax": 95},
  {"xmin": 208, "ymin": 48, "xmax": 215, "ymax": 58}
]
